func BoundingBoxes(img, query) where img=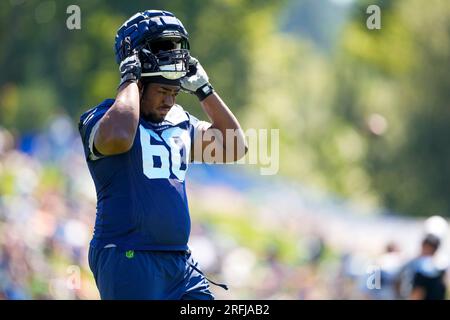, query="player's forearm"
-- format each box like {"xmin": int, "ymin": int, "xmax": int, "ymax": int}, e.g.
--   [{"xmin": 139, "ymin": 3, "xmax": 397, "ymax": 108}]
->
[
  {"xmin": 94, "ymin": 82, "xmax": 140, "ymax": 155},
  {"xmin": 201, "ymin": 92, "xmax": 248, "ymax": 161}
]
